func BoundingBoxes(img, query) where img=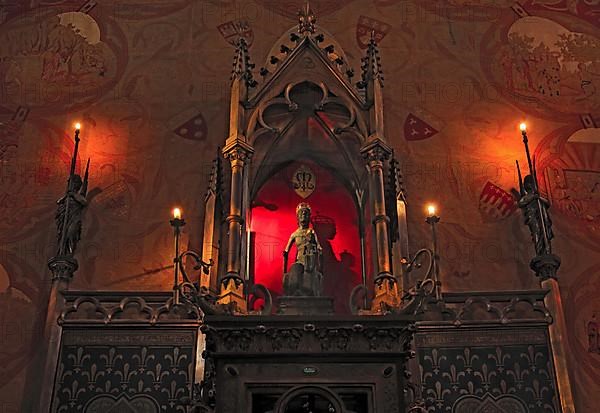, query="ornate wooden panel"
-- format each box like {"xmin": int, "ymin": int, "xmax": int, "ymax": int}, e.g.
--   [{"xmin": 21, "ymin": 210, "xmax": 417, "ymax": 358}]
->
[
  {"xmin": 51, "ymin": 328, "xmax": 198, "ymax": 413},
  {"xmin": 203, "ymin": 315, "xmax": 414, "ymax": 412},
  {"xmin": 416, "ymin": 328, "xmax": 560, "ymax": 412}
]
